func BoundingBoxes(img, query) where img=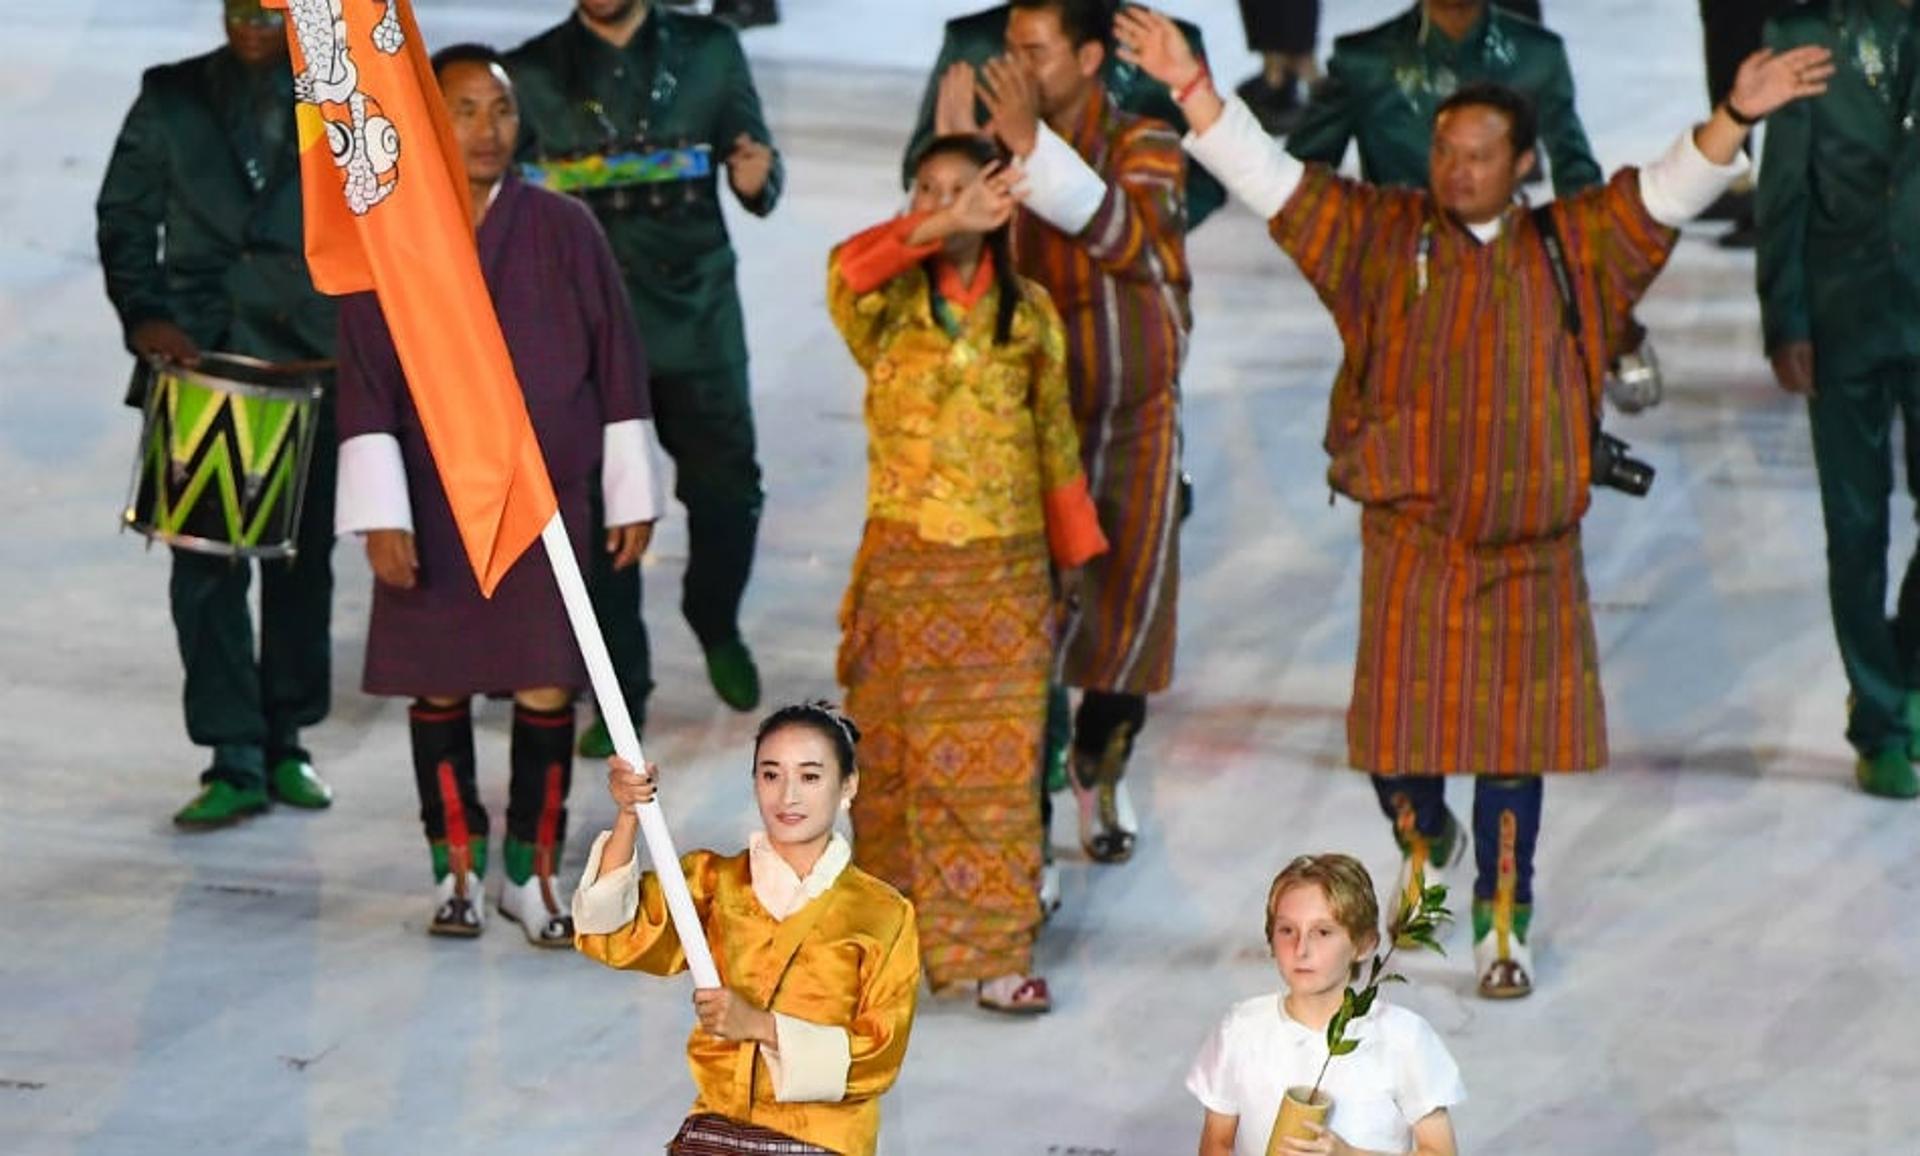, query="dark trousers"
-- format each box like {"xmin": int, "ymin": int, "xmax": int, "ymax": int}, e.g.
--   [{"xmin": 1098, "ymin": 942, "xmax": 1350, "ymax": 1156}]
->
[
  {"xmin": 172, "ymin": 402, "xmax": 336, "ymax": 788},
  {"xmin": 1238, "ymin": 0, "xmax": 1319, "ymax": 55},
  {"xmin": 1370, "ymin": 774, "xmax": 1543, "ymax": 905},
  {"xmin": 587, "ymin": 362, "xmax": 763, "ymax": 721},
  {"xmin": 1808, "ymin": 360, "xmax": 1920, "ymax": 757}
]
